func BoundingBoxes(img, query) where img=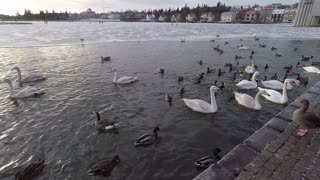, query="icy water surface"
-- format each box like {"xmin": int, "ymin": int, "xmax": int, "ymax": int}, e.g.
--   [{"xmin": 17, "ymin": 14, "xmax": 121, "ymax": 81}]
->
[{"xmin": 0, "ymin": 23, "xmax": 320, "ymax": 180}]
